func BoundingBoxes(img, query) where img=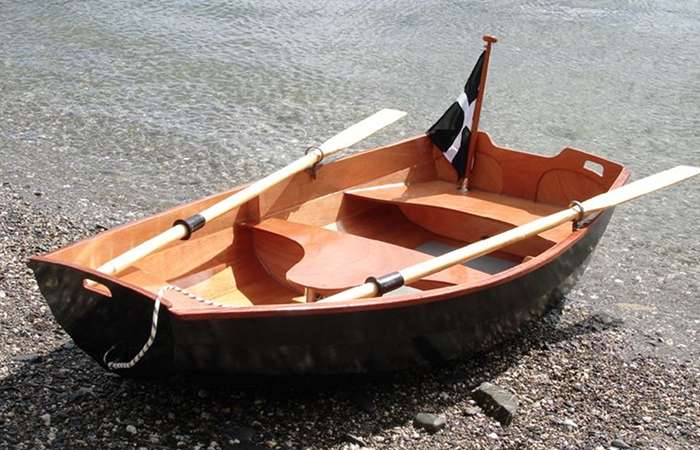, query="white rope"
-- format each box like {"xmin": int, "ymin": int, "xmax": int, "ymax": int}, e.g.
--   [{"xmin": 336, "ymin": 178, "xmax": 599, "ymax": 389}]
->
[
  {"xmin": 103, "ymin": 284, "xmax": 236, "ymax": 371},
  {"xmin": 165, "ymin": 284, "xmax": 232, "ymax": 307},
  {"xmin": 104, "ymin": 285, "xmax": 166, "ymax": 370}
]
